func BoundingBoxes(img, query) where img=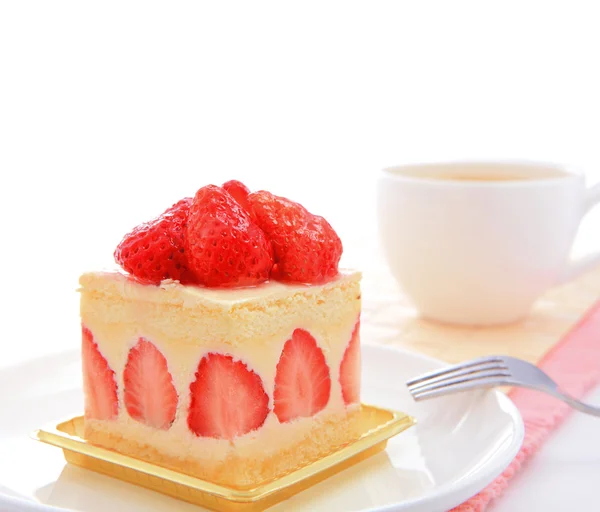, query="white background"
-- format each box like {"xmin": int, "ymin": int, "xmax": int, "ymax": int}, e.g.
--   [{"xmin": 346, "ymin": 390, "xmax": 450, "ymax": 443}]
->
[{"xmin": 1, "ymin": 1, "xmax": 600, "ymax": 511}]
